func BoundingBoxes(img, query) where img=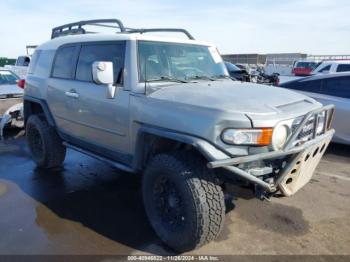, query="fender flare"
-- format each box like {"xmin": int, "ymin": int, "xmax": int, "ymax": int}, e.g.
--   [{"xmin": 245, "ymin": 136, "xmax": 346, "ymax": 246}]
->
[
  {"xmin": 132, "ymin": 125, "xmax": 229, "ymax": 169},
  {"xmin": 23, "ymin": 96, "xmax": 56, "ymax": 126}
]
